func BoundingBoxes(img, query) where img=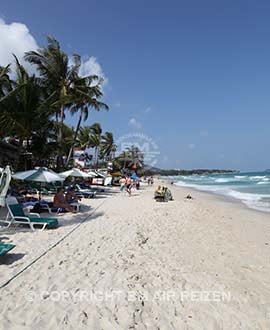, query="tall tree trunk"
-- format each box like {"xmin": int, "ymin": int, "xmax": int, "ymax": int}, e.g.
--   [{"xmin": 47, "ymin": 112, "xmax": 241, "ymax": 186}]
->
[
  {"xmin": 57, "ymin": 105, "xmax": 65, "ymax": 170},
  {"xmin": 66, "ymin": 107, "xmax": 83, "ymax": 166},
  {"xmin": 94, "ymin": 147, "xmax": 98, "ymax": 169}
]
